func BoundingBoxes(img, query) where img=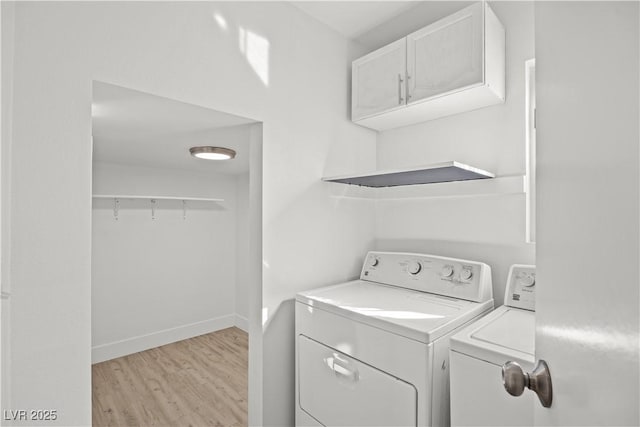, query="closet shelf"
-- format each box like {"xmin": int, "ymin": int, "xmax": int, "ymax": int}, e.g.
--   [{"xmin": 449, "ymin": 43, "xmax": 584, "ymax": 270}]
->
[
  {"xmin": 93, "ymin": 194, "xmax": 224, "ymax": 202},
  {"xmin": 322, "ymin": 161, "xmax": 494, "ymax": 188},
  {"xmin": 93, "ymin": 194, "xmax": 224, "ymax": 220}
]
